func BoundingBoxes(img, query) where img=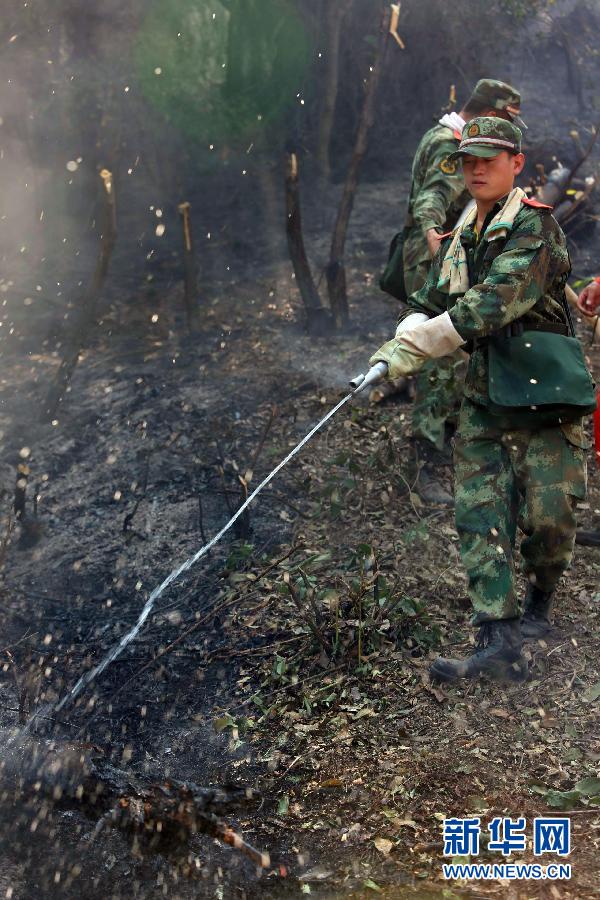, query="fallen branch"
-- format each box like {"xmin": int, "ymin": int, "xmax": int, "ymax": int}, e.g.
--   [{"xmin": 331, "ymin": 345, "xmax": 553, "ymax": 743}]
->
[{"xmin": 1, "ymin": 737, "xmax": 268, "ymax": 865}]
